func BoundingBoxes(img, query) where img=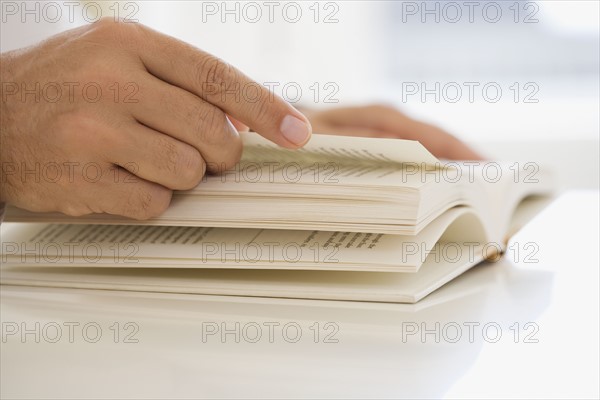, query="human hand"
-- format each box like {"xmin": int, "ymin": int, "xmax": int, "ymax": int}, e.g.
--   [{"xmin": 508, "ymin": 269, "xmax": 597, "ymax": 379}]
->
[
  {"xmin": 0, "ymin": 19, "xmax": 311, "ymax": 219},
  {"xmin": 303, "ymin": 105, "xmax": 483, "ymax": 160}
]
